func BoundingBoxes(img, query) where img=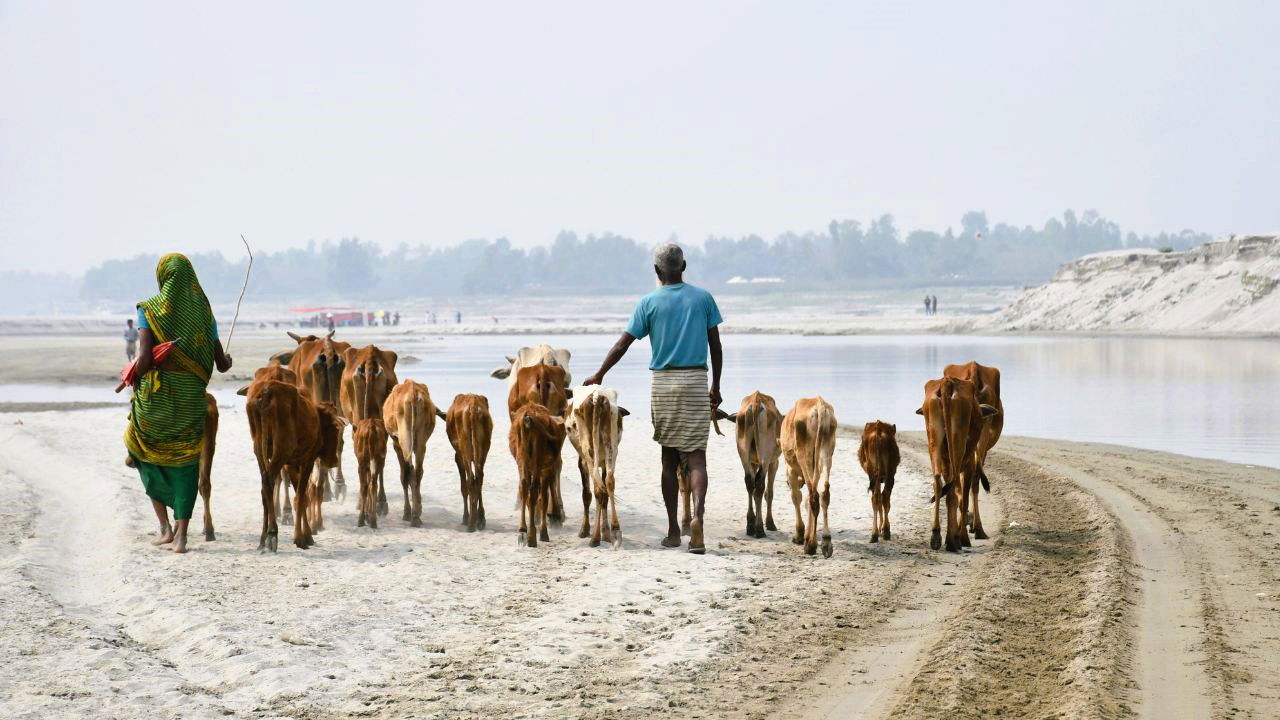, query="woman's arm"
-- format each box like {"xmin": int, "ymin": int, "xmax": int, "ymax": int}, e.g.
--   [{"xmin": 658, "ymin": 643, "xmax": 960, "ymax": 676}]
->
[
  {"xmin": 134, "ymin": 329, "xmax": 155, "ymax": 381},
  {"xmin": 214, "ymin": 340, "xmax": 233, "ymax": 373},
  {"xmin": 584, "ymin": 332, "xmax": 636, "ymax": 386}
]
